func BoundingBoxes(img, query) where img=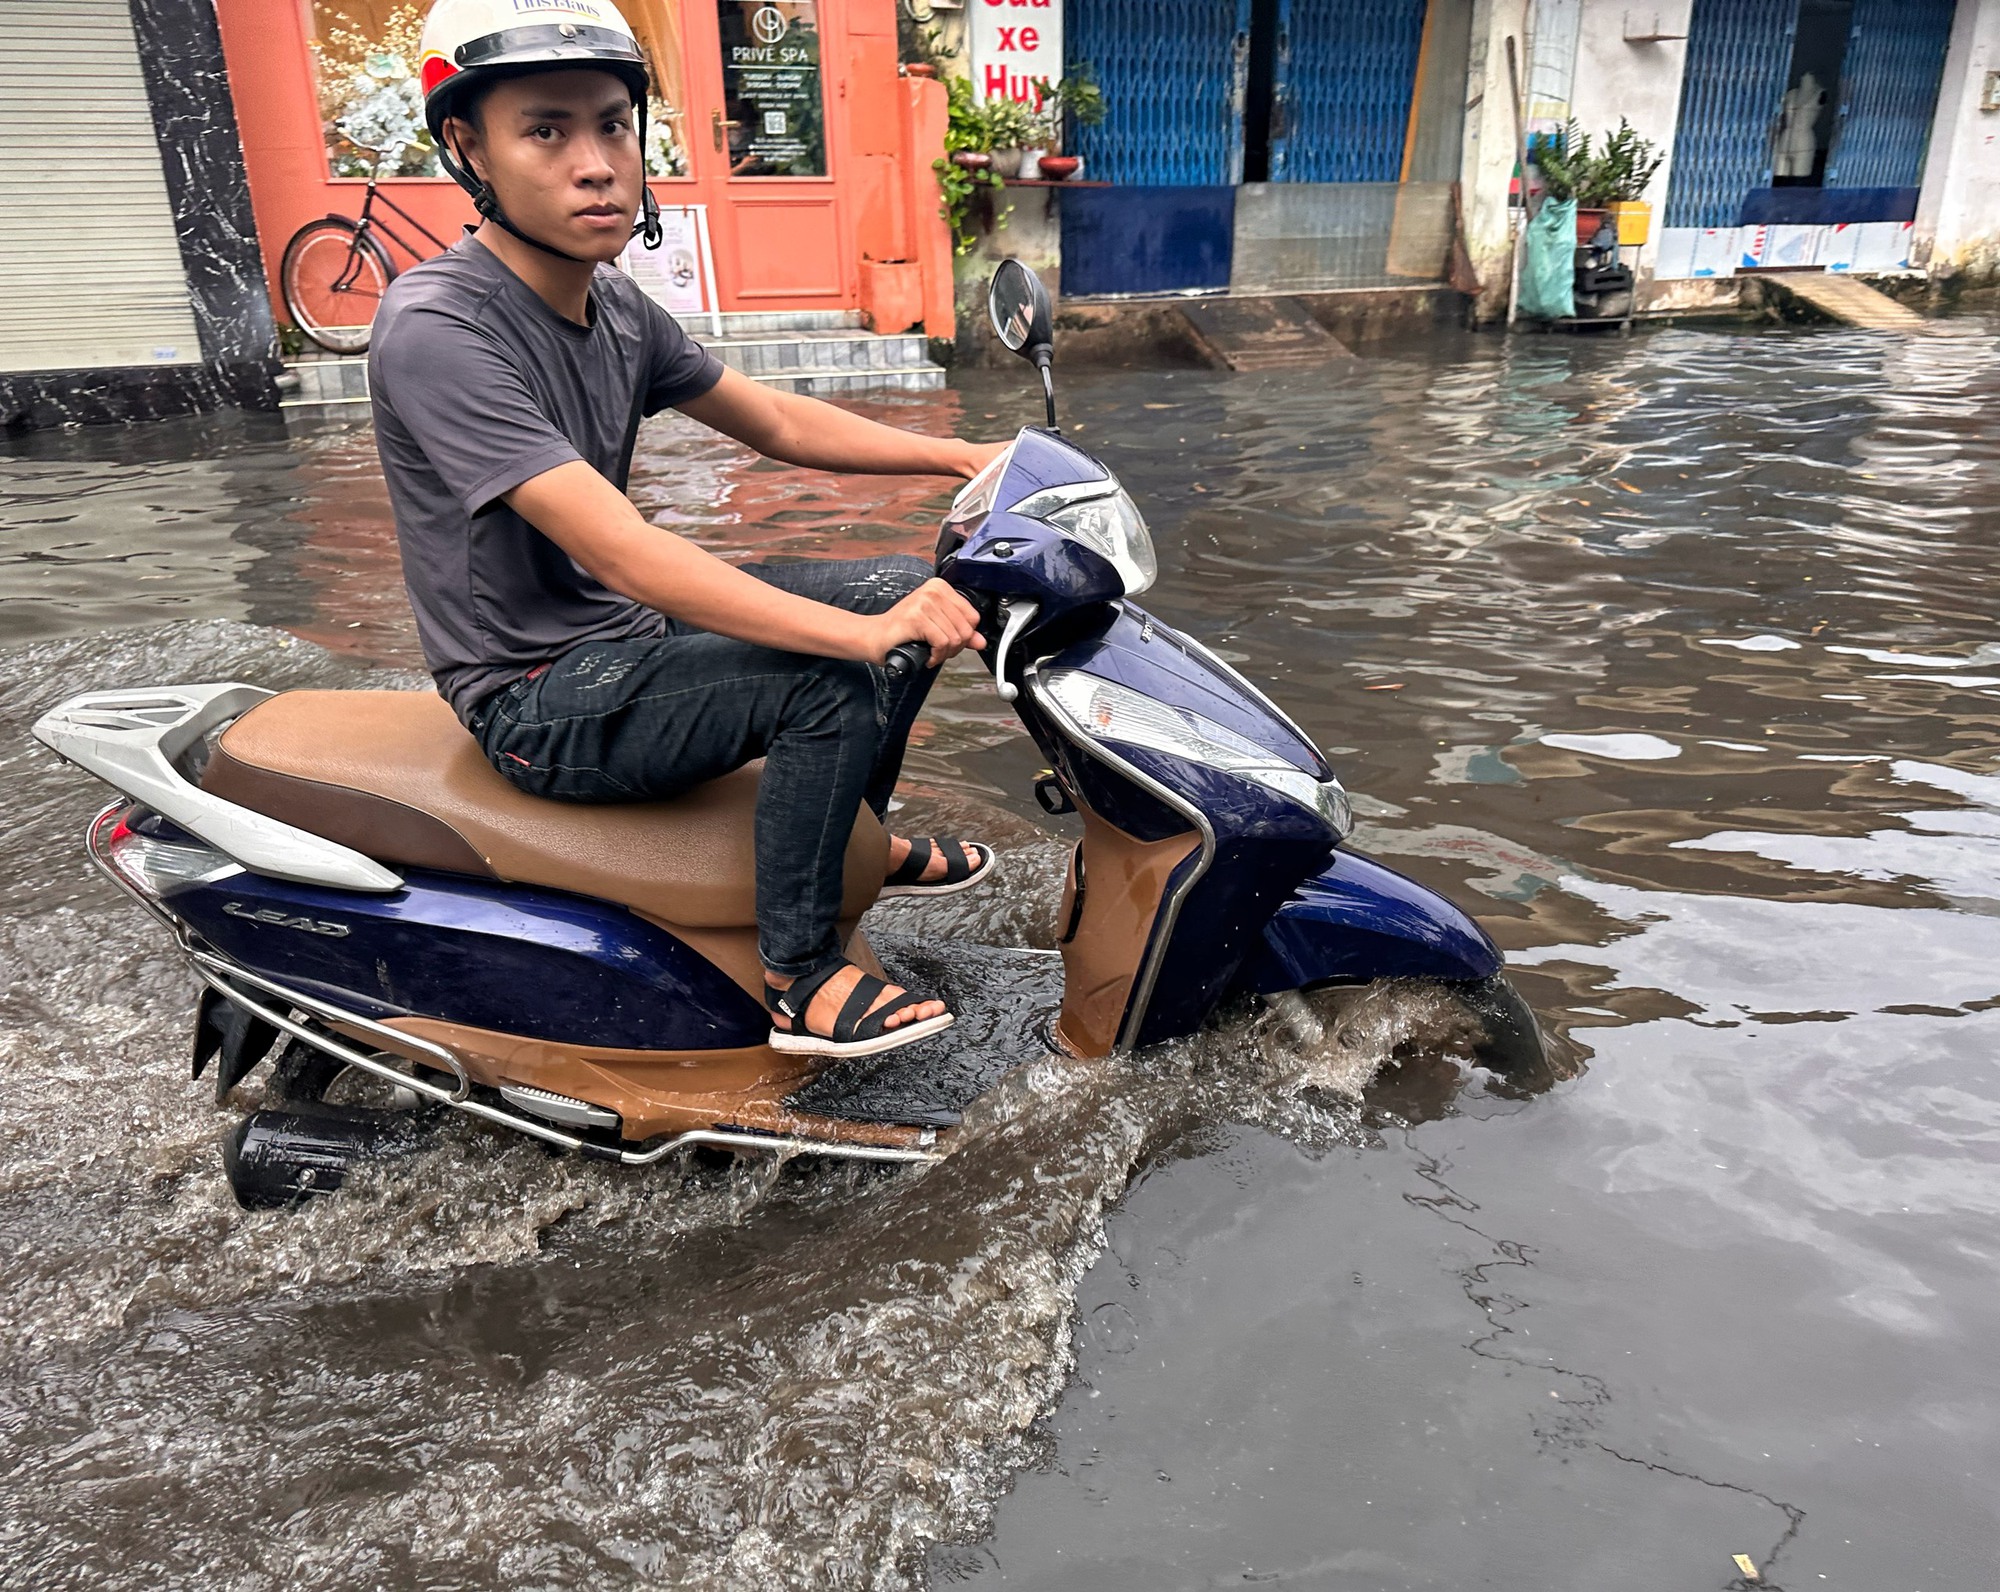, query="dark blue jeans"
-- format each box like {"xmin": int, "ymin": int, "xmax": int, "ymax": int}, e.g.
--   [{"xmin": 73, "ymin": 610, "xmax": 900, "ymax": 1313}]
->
[{"xmin": 466, "ymin": 555, "xmax": 934, "ymax": 978}]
